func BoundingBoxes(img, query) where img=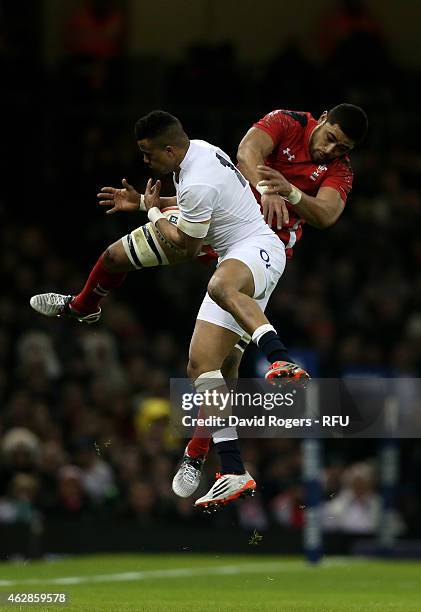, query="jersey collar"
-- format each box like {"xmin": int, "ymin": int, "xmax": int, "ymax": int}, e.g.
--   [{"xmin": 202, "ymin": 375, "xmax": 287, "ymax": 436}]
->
[
  {"xmin": 304, "ymin": 115, "xmax": 319, "ymax": 160},
  {"xmin": 178, "ymin": 140, "xmax": 194, "ymax": 173},
  {"xmin": 173, "ymin": 141, "xmax": 193, "ymax": 184}
]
